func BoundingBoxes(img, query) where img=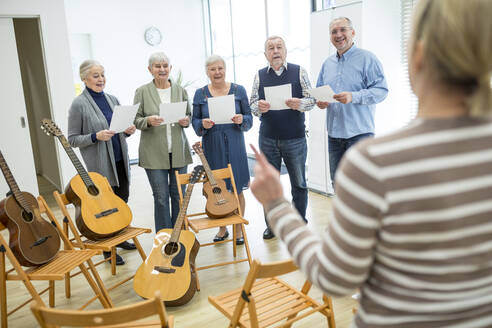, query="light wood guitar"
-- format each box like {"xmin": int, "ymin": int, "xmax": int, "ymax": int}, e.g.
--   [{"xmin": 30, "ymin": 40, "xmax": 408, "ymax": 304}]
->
[
  {"xmin": 0, "ymin": 150, "xmax": 60, "ymax": 266},
  {"xmin": 41, "ymin": 119, "xmax": 132, "ymax": 241},
  {"xmin": 133, "ymin": 165, "xmax": 203, "ymax": 306},
  {"xmin": 192, "ymin": 142, "xmax": 238, "ymax": 218}
]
